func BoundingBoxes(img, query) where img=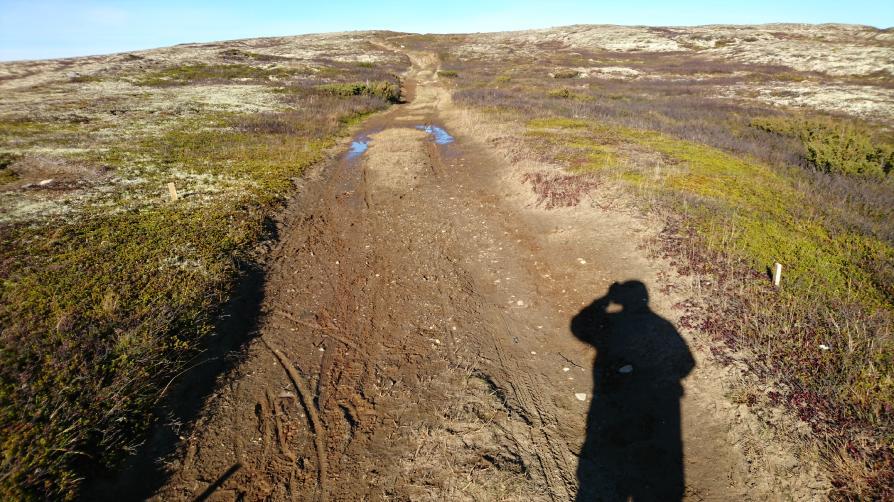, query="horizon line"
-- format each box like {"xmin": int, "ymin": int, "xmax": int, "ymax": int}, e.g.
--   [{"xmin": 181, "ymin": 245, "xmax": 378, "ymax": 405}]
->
[{"xmin": 2, "ymin": 21, "xmax": 890, "ymax": 64}]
